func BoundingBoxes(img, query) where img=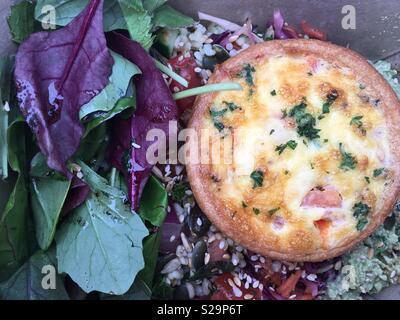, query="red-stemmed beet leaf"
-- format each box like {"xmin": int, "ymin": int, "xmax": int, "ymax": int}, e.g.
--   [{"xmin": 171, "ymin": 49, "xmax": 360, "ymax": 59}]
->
[
  {"xmin": 14, "ymin": 0, "xmax": 113, "ymax": 177},
  {"xmin": 106, "ymin": 32, "xmax": 178, "ymax": 210}
]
